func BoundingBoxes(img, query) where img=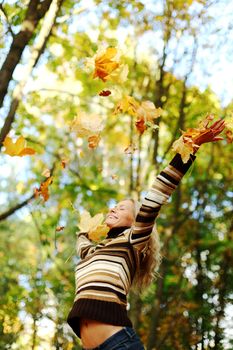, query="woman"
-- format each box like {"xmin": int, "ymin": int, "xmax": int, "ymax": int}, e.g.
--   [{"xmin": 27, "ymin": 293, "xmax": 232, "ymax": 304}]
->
[{"xmin": 67, "ymin": 119, "xmax": 225, "ymax": 350}]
